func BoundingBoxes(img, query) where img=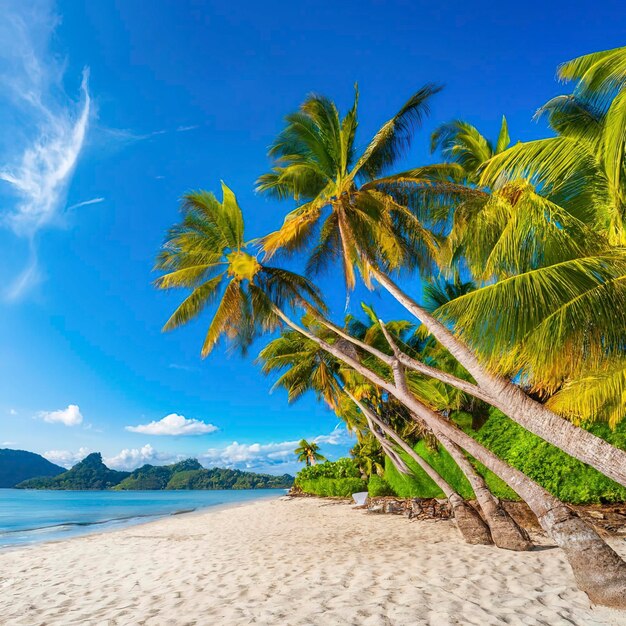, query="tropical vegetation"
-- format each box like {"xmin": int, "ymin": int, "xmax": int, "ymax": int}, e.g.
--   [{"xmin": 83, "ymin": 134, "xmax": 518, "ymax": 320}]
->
[
  {"xmin": 155, "ymin": 46, "xmax": 626, "ymax": 608},
  {"xmin": 294, "ymin": 439, "xmax": 326, "ymax": 466}
]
